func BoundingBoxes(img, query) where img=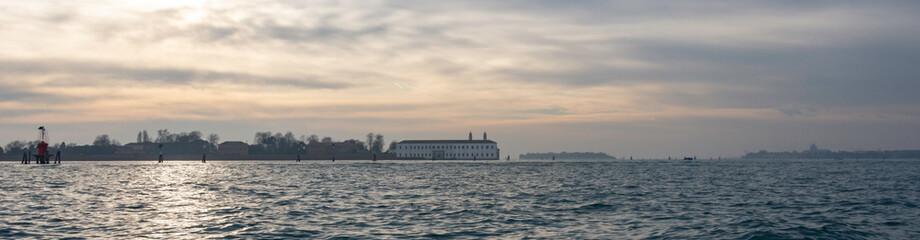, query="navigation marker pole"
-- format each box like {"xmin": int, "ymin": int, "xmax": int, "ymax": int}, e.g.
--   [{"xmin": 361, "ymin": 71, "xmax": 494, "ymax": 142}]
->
[{"xmin": 158, "ymin": 144, "xmax": 164, "ymax": 163}]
